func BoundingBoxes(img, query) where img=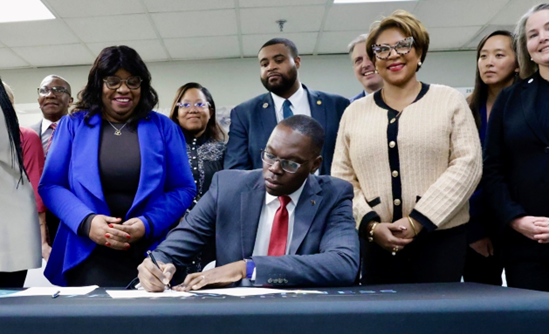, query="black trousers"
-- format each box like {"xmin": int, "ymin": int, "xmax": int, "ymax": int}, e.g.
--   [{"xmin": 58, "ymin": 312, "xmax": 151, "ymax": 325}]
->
[
  {"xmin": 505, "ymin": 260, "xmax": 549, "ymax": 292},
  {"xmin": 361, "ymin": 224, "xmax": 467, "ymax": 285},
  {"xmin": 0, "ymin": 270, "xmax": 28, "ymax": 288},
  {"xmin": 463, "ymin": 246, "xmax": 503, "ymax": 285},
  {"xmin": 45, "ymin": 210, "xmax": 60, "ymax": 246}
]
